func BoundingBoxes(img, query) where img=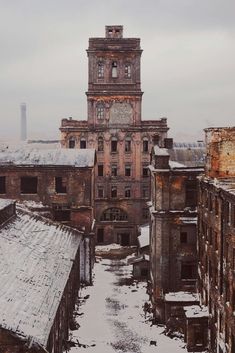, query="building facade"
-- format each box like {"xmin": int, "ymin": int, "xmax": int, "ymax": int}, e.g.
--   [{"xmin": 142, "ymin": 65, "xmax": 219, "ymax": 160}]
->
[
  {"xmin": 60, "ymin": 25, "xmax": 169, "ymax": 245},
  {"xmin": 198, "ymin": 127, "xmax": 235, "ymax": 353}
]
